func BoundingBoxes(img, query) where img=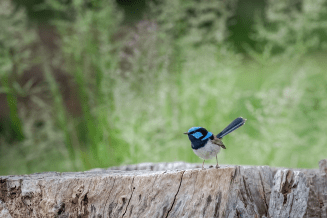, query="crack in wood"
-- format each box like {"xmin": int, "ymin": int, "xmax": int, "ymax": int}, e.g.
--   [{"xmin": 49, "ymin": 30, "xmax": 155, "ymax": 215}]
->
[
  {"xmin": 288, "ymin": 192, "xmax": 294, "ymax": 216},
  {"xmin": 240, "ymin": 175, "xmax": 249, "ymax": 207},
  {"xmin": 316, "ymin": 175, "xmax": 324, "ymax": 217},
  {"xmin": 258, "ymin": 169, "xmax": 269, "ymax": 217},
  {"xmin": 122, "ymin": 176, "xmax": 135, "ymax": 218},
  {"xmin": 223, "ymin": 166, "xmax": 240, "ymax": 218},
  {"xmin": 165, "ymin": 171, "xmax": 185, "ymax": 218},
  {"xmin": 281, "ymin": 170, "xmax": 294, "ymax": 205}
]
